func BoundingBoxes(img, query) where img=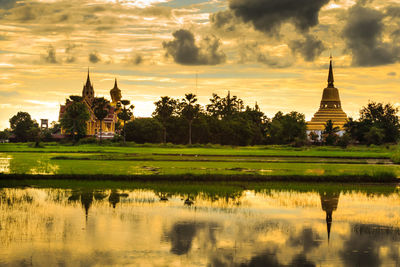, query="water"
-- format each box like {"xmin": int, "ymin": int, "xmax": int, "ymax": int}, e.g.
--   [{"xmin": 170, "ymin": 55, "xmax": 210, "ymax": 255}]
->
[{"xmin": 0, "ymin": 184, "xmax": 399, "ymax": 266}]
